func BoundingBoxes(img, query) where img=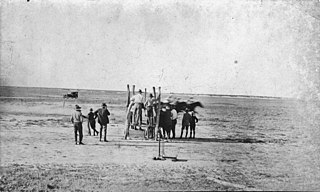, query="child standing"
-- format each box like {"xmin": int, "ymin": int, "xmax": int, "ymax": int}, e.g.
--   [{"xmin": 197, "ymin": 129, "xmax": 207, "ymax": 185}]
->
[
  {"xmin": 189, "ymin": 111, "xmax": 199, "ymax": 139},
  {"xmin": 87, "ymin": 108, "xmax": 99, "ymax": 136}
]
